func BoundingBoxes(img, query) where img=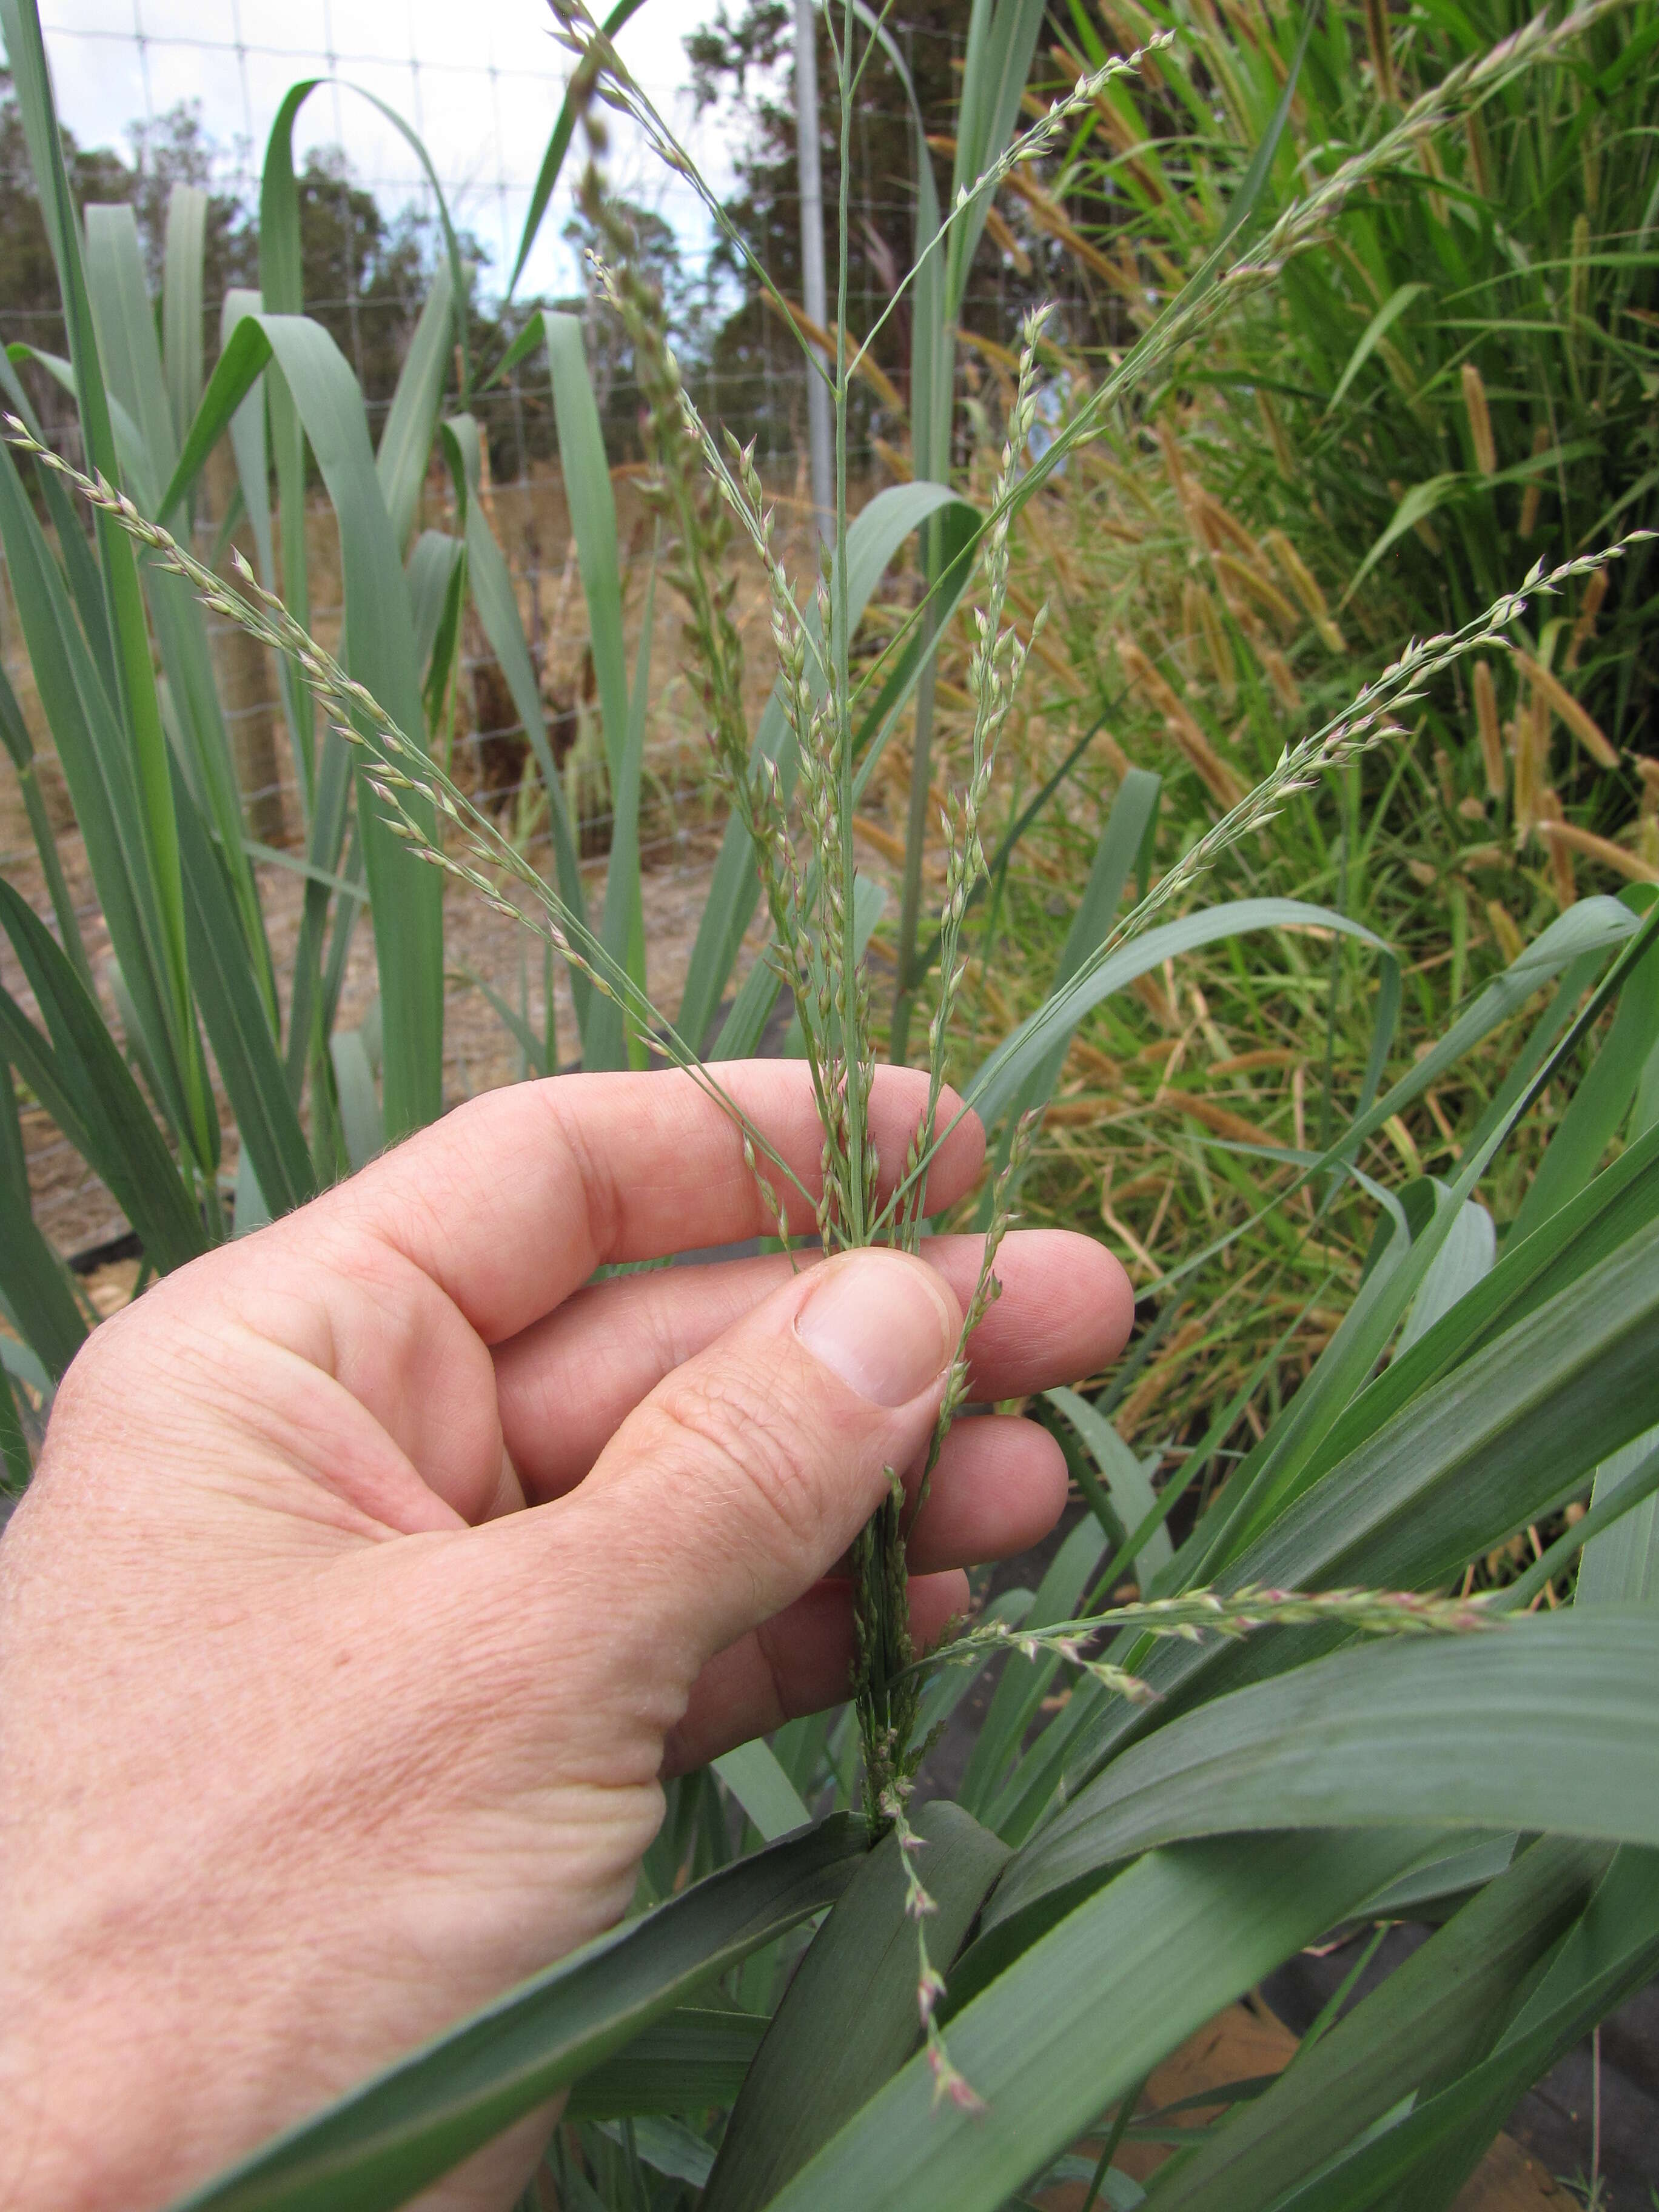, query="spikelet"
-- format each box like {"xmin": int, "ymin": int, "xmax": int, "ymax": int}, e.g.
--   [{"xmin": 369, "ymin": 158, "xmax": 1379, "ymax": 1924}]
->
[
  {"xmin": 1472, "ymin": 659, "xmax": 1506, "ymax": 797},
  {"xmin": 1461, "ymin": 363, "xmax": 1497, "ymax": 477}
]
